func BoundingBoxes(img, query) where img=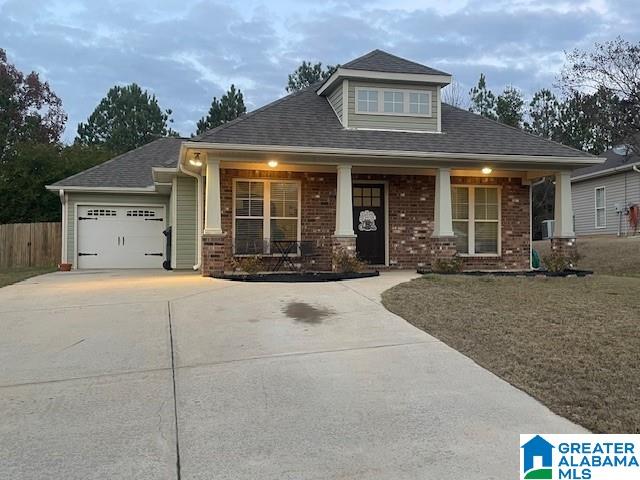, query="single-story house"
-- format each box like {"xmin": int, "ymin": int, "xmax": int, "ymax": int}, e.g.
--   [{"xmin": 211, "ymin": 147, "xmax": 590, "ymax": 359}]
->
[
  {"xmin": 47, "ymin": 49, "xmax": 603, "ymax": 275},
  {"xmin": 571, "ymin": 148, "xmax": 640, "ymax": 236}
]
